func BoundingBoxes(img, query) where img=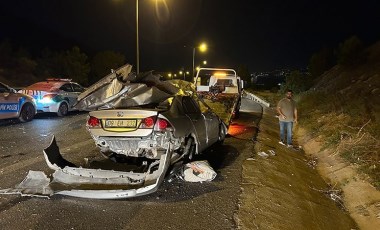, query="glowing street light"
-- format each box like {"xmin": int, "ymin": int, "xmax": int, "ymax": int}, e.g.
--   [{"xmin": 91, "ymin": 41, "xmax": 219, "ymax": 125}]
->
[
  {"xmin": 203, "ymin": 60, "xmax": 207, "ymax": 65},
  {"xmin": 192, "ymin": 42, "xmax": 207, "ymax": 77}
]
